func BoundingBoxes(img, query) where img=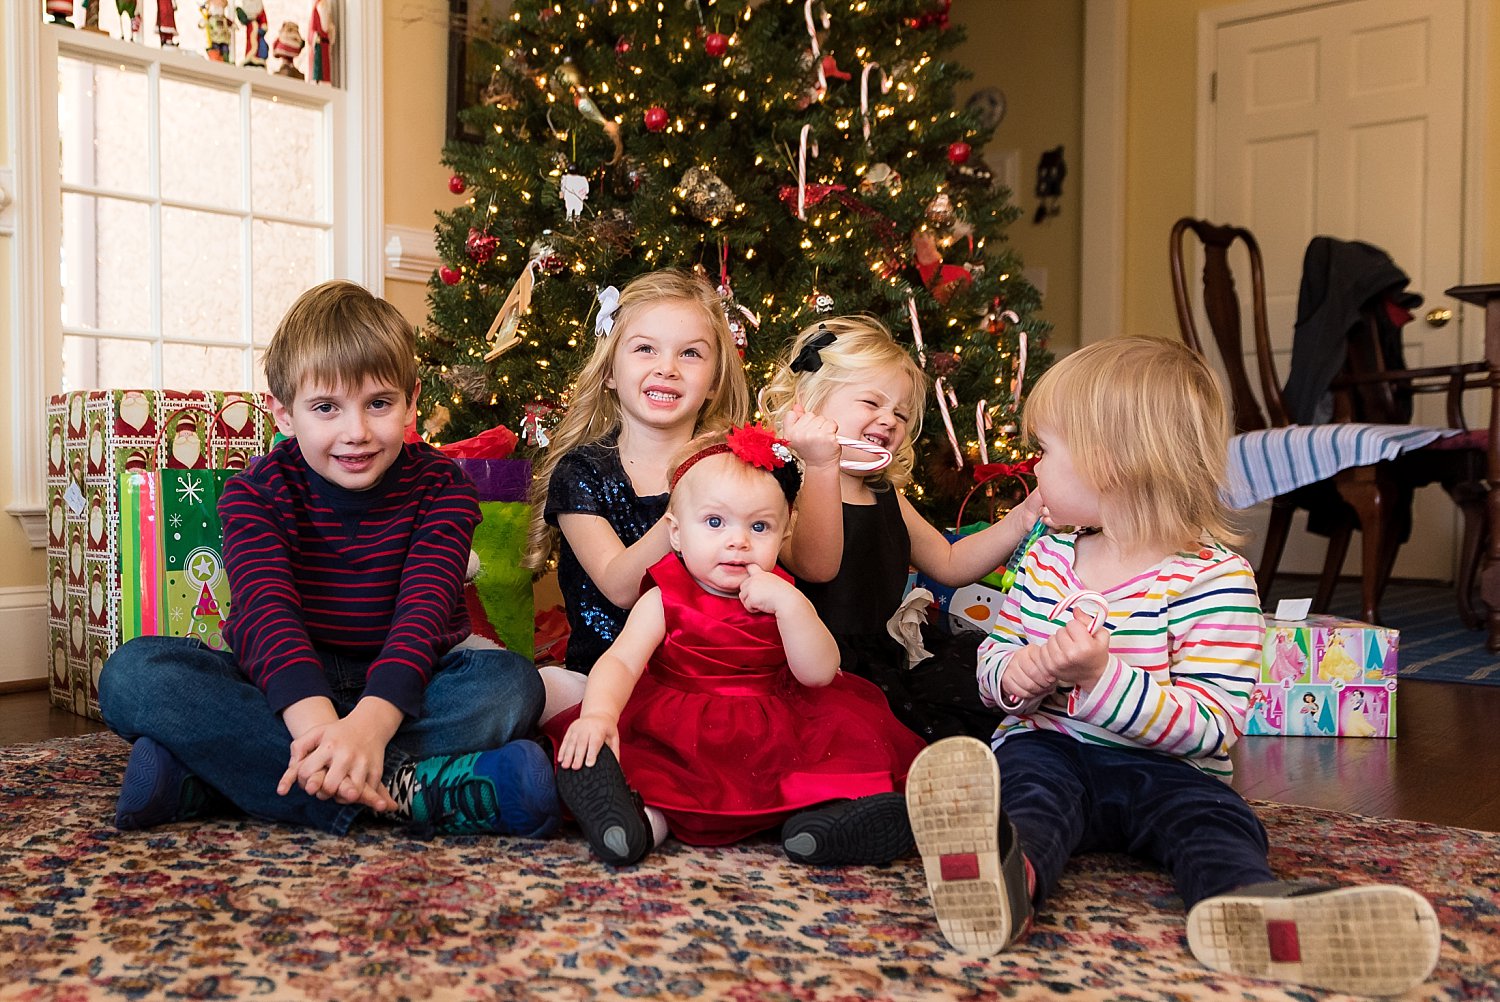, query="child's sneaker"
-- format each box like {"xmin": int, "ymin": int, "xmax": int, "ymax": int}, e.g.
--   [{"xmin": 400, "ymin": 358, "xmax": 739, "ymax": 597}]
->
[
  {"xmin": 782, "ymin": 792, "xmax": 913, "ymax": 865},
  {"xmin": 408, "ymin": 740, "xmax": 560, "ymax": 837},
  {"xmin": 114, "ymin": 736, "xmax": 218, "ymax": 831},
  {"xmin": 1186, "ymin": 880, "xmax": 1441, "ymax": 996},
  {"xmin": 906, "ymin": 736, "xmax": 1033, "ymax": 956},
  {"xmin": 556, "ymin": 745, "xmax": 652, "ymax": 866}
]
